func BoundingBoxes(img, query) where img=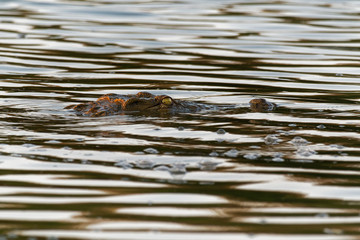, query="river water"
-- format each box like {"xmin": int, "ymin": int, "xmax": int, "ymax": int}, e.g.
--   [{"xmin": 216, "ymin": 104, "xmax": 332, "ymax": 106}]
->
[{"xmin": 0, "ymin": 0, "xmax": 359, "ymax": 239}]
